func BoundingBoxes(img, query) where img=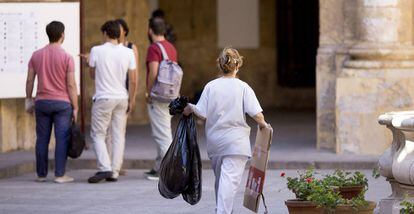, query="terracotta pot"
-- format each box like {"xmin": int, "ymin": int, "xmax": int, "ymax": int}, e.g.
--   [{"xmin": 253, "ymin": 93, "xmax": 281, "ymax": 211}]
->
[
  {"xmin": 338, "ymin": 185, "xmax": 364, "ymax": 200},
  {"xmin": 334, "ymin": 201, "xmax": 377, "ymax": 214},
  {"xmin": 285, "ymin": 199, "xmax": 323, "ymax": 214}
]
